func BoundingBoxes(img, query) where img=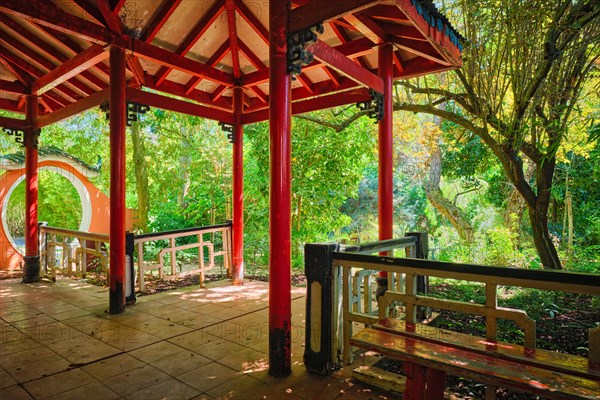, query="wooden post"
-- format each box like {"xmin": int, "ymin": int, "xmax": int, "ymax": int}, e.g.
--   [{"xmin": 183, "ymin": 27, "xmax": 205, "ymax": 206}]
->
[
  {"xmin": 376, "ymin": 43, "xmax": 394, "ymax": 295},
  {"xmin": 268, "ymin": 0, "xmax": 292, "ymax": 377},
  {"xmin": 22, "ymin": 95, "xmax": 40, "ymax": 283},
  {"xmin": 109, "ymin": 46, "xmax": 127, "ymax": 314},
  {"xmin": 232, "ymin": 86, "xmax": 244, "ymax": 285}
]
